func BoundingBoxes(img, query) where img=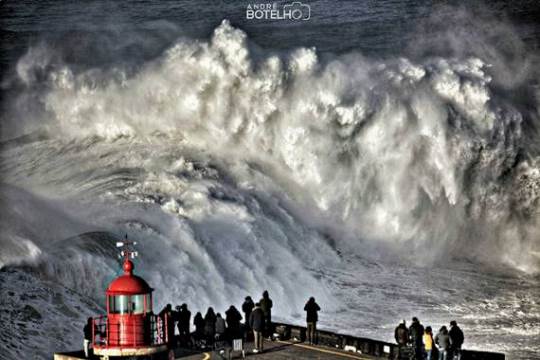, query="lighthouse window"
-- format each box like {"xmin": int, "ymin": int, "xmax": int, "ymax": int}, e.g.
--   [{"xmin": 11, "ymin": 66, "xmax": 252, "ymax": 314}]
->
[
  {"xmin": 145, "ymin": 294, "xmax": 152, "ymax": 312},
  {"xmin": 109, "ymin": 295, "xmax": 129, "ymax": 314},
  {"xmin": 131, "ymin": 295, "xmax": 144, "ymax": 314}
]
